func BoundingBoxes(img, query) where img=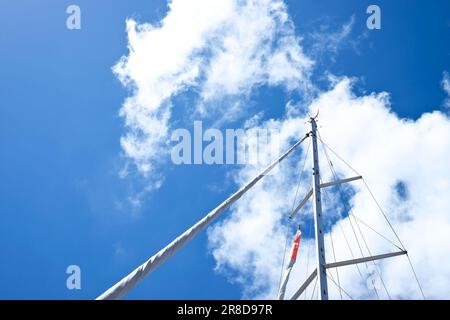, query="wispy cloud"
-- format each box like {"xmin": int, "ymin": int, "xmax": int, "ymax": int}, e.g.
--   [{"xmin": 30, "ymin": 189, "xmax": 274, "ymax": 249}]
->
[
  {"xmin": 113, "ymin": 0, "xmax": 313, "ymax": 181},
  {"xmin": 308, "ymin": 16, "xmax": 355, "ymax": 62}
]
